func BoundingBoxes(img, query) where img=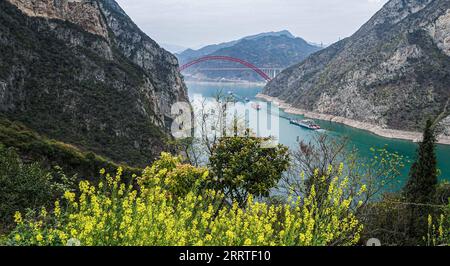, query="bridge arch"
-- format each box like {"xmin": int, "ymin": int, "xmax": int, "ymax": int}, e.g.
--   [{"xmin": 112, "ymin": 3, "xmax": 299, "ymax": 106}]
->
[{"xmin": 179, "ymin": 56, "xmax": 272, "ymax": 82}]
